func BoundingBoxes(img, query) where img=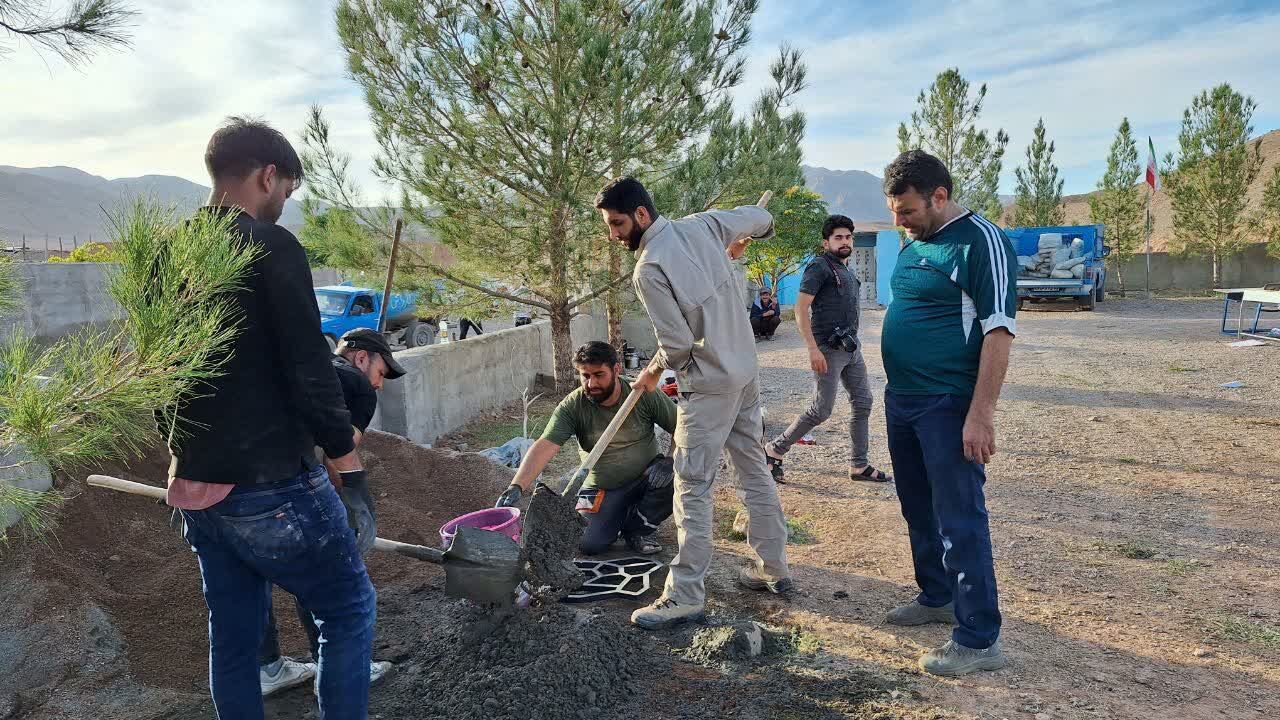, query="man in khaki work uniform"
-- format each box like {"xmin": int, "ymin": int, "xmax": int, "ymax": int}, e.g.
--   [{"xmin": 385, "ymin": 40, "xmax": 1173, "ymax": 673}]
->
[{"xmin": 596, "ymin": 176, "xmax": 791, "ymax": 630}]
